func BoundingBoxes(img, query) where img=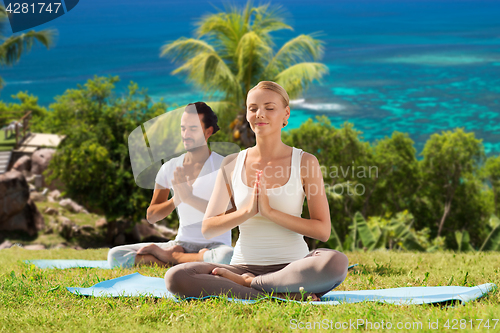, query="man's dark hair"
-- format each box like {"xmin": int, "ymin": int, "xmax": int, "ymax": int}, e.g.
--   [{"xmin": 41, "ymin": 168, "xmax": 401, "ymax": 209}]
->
[{"xmin": 185, "ymin": 102, "xmax": 220, "ymax": 135}]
